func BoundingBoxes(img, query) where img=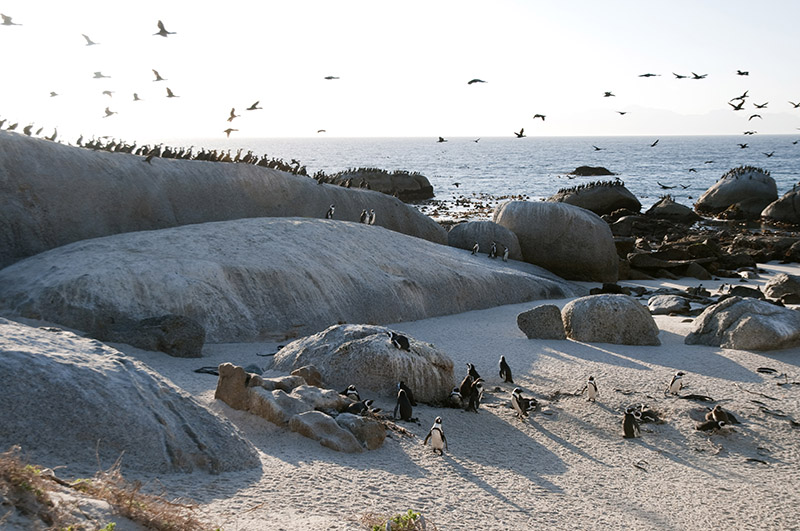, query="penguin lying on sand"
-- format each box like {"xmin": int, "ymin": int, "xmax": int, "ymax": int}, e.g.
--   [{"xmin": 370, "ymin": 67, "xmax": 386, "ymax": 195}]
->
[
  {"xmin": 705, "ymin": 405, "xmax": 740, "ymax": 425},
  {"xmin": 696, "ymin": 419, "xmax": 727, "ymax": 432},
  {"xmin": 344, "ymin": 399, "xmax": 380, "ymax": 416}
]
